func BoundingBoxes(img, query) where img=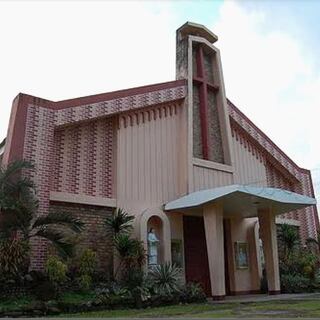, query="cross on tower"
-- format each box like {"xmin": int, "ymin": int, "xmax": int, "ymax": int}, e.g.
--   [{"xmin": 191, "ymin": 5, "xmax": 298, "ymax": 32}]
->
[{"xmin": 193, "ymin": 45, "xmax": 219, "ymax": 160}]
